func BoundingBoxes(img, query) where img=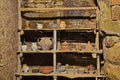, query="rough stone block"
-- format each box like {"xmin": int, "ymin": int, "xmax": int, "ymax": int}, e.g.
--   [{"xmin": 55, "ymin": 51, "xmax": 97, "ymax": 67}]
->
[
  {"xmin": 103, "ymin": 62, "xmax": 120, "ymax": 80},
  {"xmin": 112, "ymin": 5, "xmax": 120, "ymax": 20},
  {"xmin": 111, "ymin": 0, "xmax": 120, "ymax": 5}
]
